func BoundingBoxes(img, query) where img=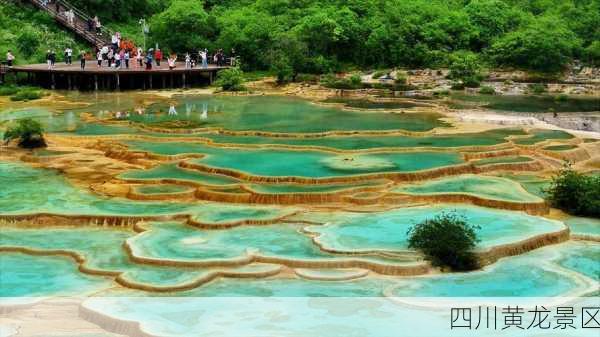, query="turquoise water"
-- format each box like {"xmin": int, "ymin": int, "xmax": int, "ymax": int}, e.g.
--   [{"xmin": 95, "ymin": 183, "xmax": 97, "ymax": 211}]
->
[
  {"xmin": 514, "ymin": 129, "xmax": 574, "ymax": 145},
  {"xmin": 119, "ymin": 163, "xmax": 240, "ymax": 186},
  {"xmin": 248, "ymin": 181, "xmax": 386, "ymax": 194},
  {"xmin": 303, "ymin": 205, "xmax": 565, "ymax": 253},
  {"xmin": 0, "ymin": 161, "xmax": 289, "ymax": 219},
  {"xmin": 472, "ymin": 155, "xmax": 534, "ymax": 166},
  {"xmin": 127, "ymin": 95, "xmax": 447, "ymax": 133},
  {"xmin": 450, "ymin": 94, "xmax": 600, "ymax": 113},
  {"xmin": 129, "ymin": 221, "xmax": 356, "ymax": 262},
  {"xmin": 0, "ymin": 253, "xmax": 111, "ymax": 297},
  {"xmin": 395, "ymin": 174, "xmax": 542, "ymax": 202},
  {"xmin": 185, "ymin": 277, "xmax": 392, "ymax": 297},
  {"xmin": 390, "ymin": 255, "xmax": 578, "ymax": 297},
  {"xmin": 498, "ymin": 174, "xmax": 550, "ymax": 198},
  {"xmin": 566, "ymin": 217, "xmax": 600, "ymax": 236},
  {"xmin": 554, "ymin": 242, "xmax": 600, "ymax": 281},
  {"xmin": 0, "ymin": 226, "xmax": 259, "ymax": 290},
  {"xmin": 202, "ymin": 128, "xmax": 525, "ymax": 150},
  {"xmin": 126, "ymin": 141, "xmax": 464, "ymax": 178},
  {"xmin": 543, "ymin": 144, "xmax": 578, "ymax": 151},
  {"xmin": 135, "ymin": 184, "xmax": 192, "ymax": 195}
]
